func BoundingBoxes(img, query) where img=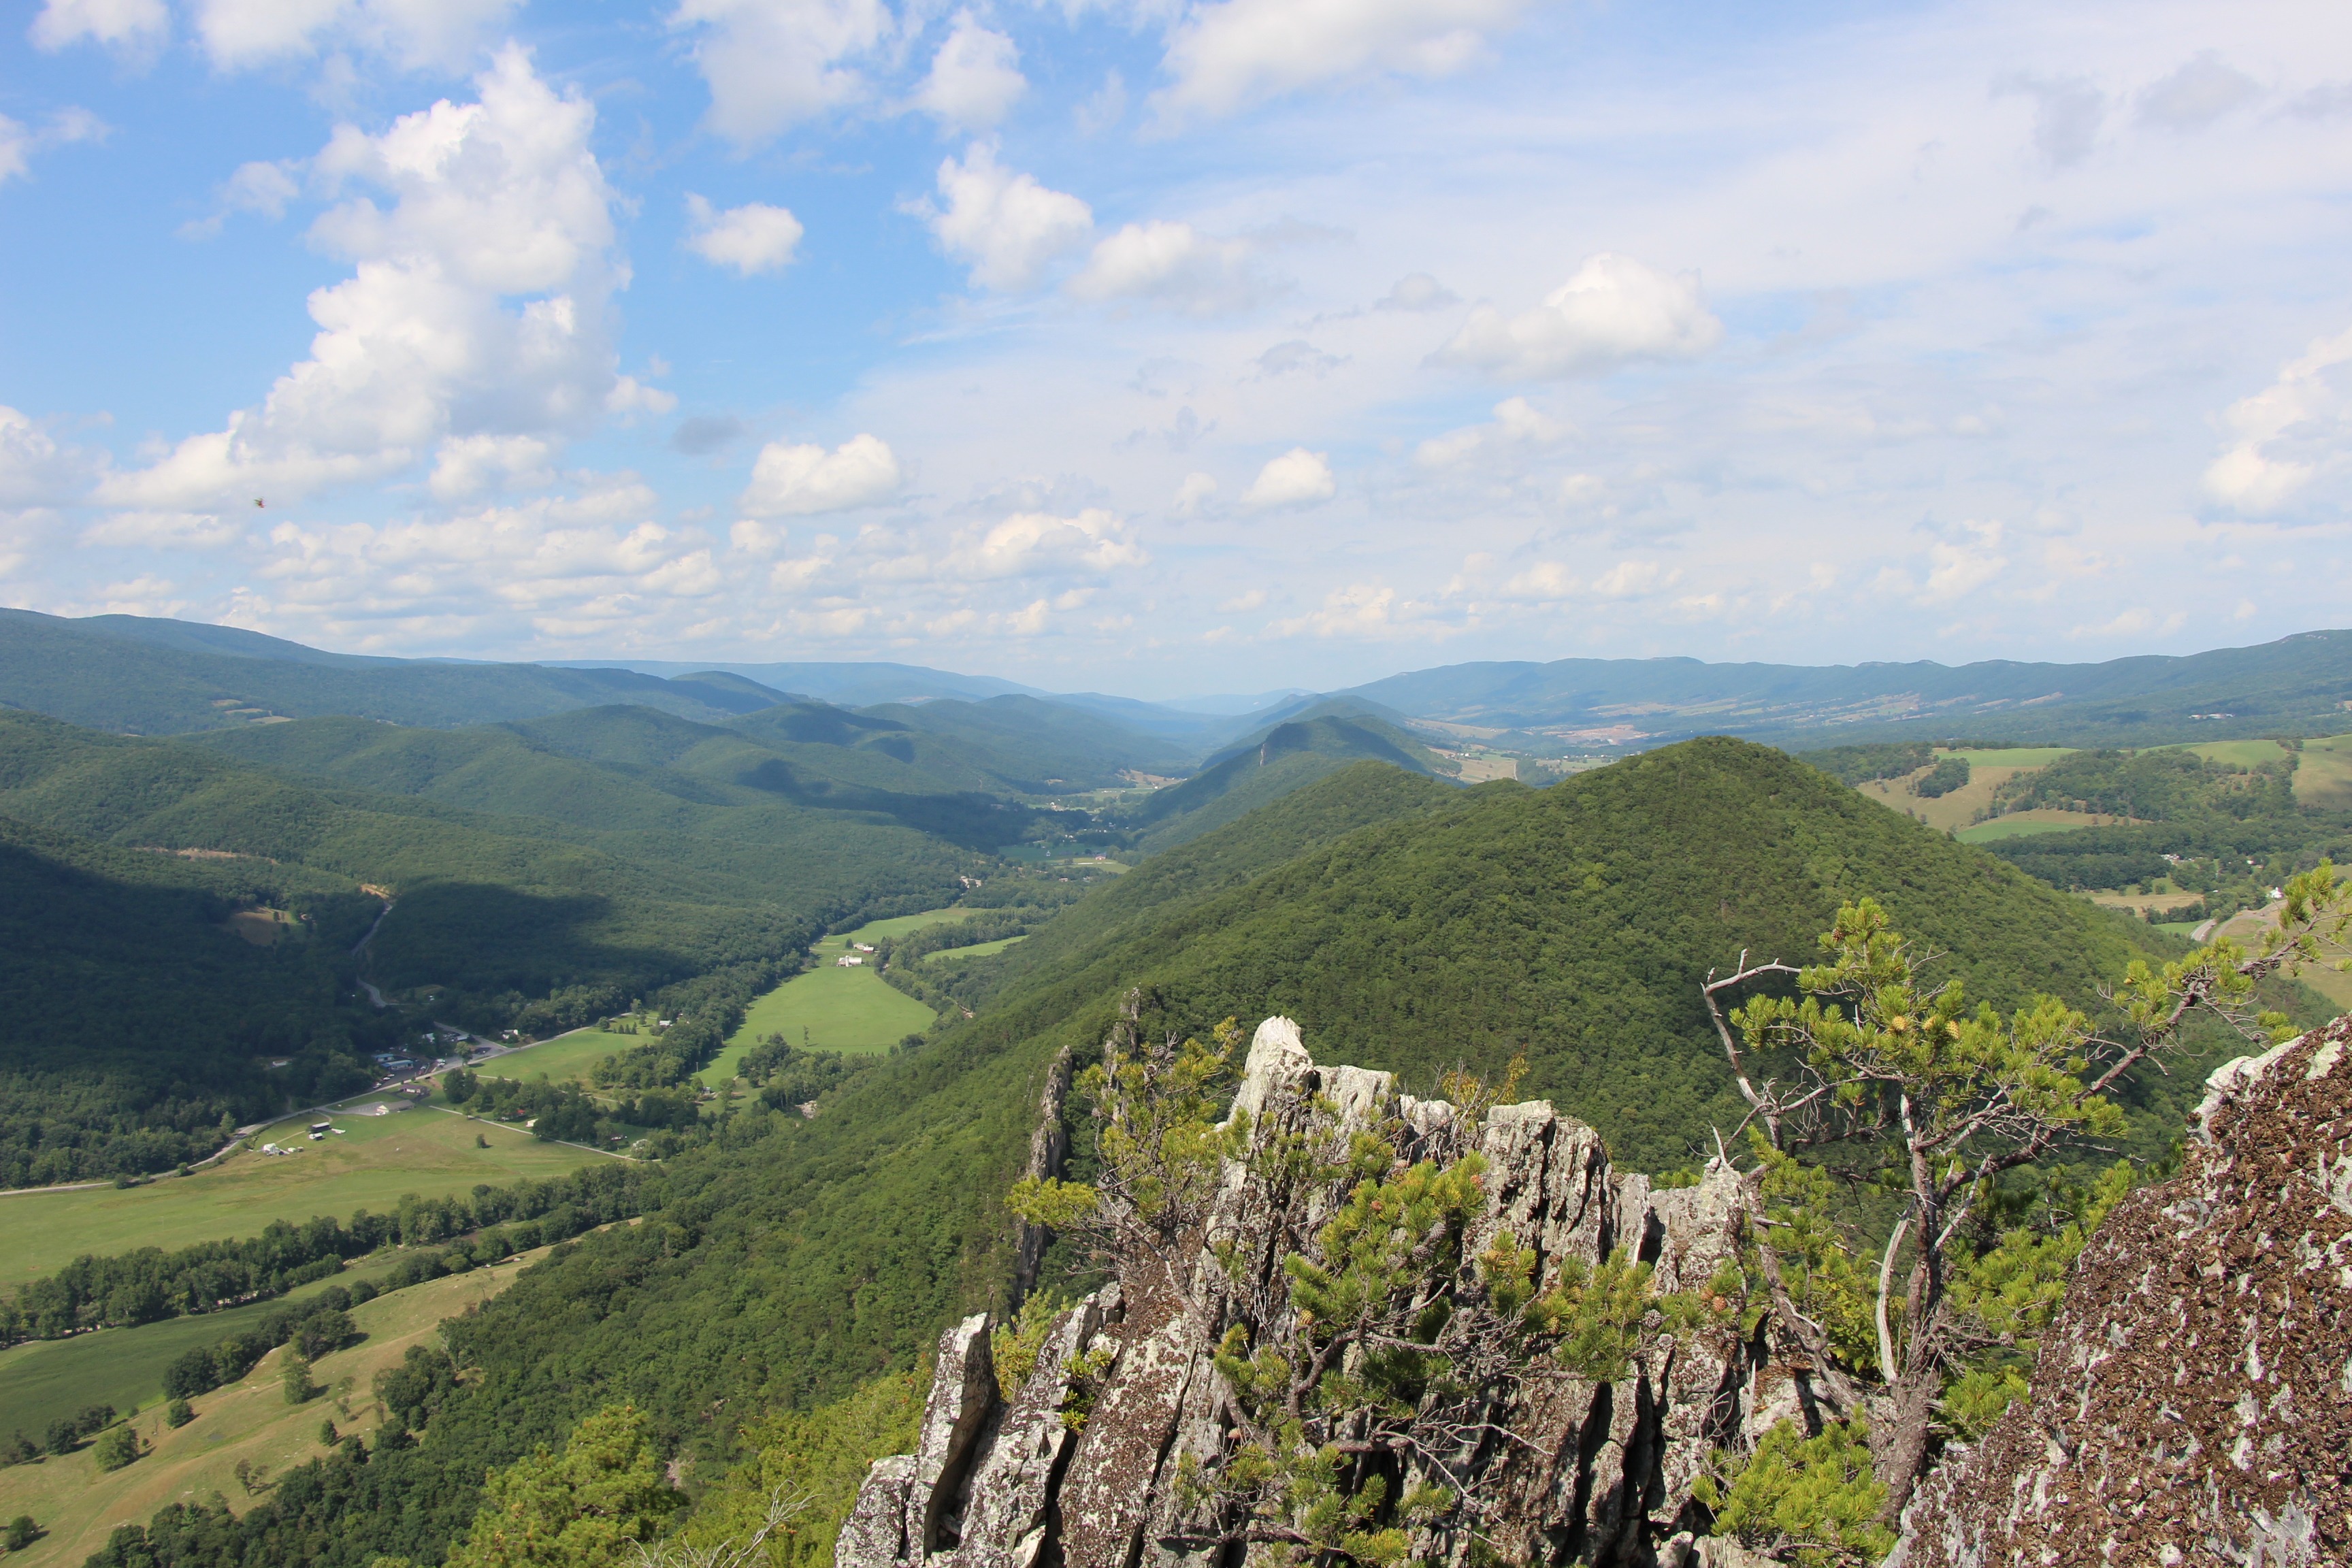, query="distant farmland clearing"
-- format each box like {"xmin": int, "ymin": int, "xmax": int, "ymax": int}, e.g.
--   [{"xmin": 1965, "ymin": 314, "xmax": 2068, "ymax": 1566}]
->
[
  {"xmin": 1, "ymin": 1095, "xmax": 596, "ymax": 1292},
  {"xmin": 703, "ymin": 908, "xmax": 966, "ymax": 1081}
]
